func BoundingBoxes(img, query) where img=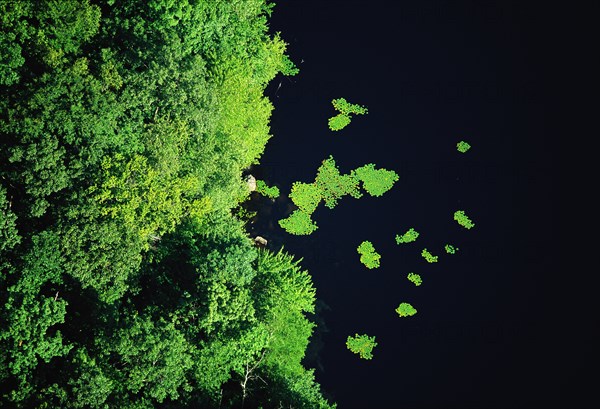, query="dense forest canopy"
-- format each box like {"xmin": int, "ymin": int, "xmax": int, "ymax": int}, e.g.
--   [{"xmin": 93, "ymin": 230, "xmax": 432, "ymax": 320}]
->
[{"xmin": 0, "ymin": 0, "xmax": 333, "ymax": 407}]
